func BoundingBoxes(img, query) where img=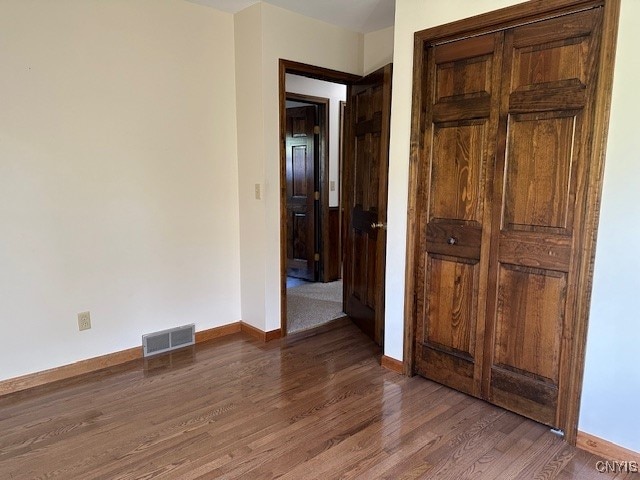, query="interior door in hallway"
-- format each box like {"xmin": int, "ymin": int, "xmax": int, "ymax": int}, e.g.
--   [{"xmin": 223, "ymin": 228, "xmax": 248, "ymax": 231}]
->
[
  {"xmin": 286, "ymin": 105, "xmax": 317, "ymax": 281},
  {"xmin": 343, "ymin": 64, "xmax": 392, "ymax": 345}
]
